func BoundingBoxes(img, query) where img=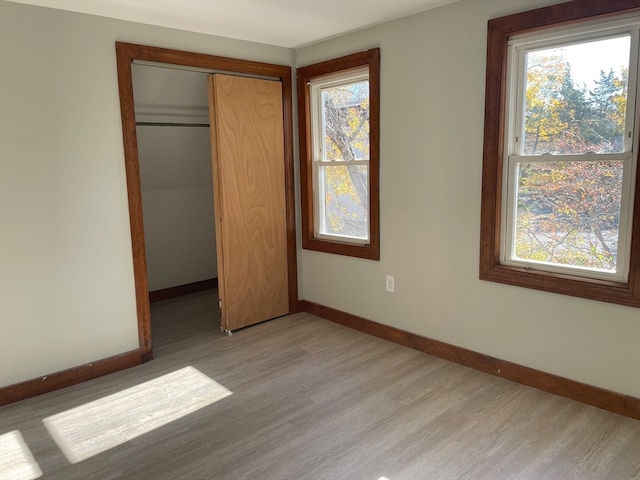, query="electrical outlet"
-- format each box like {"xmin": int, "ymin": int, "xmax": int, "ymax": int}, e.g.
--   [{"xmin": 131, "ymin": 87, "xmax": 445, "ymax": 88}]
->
[{"xmin": 386, "ymin": 275, "xmax": 395, "ymax": 293}]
